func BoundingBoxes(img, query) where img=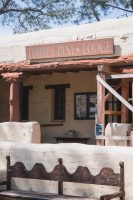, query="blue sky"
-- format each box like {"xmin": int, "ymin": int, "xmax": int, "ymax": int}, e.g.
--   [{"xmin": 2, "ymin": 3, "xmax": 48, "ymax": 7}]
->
[
  {"xmin": 0, "ymin": 7, "xmax": 133, "ymax": 36},
  {"xmin": 0, "ymin": 25, "xmax": 12, "ymax": 35}
]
